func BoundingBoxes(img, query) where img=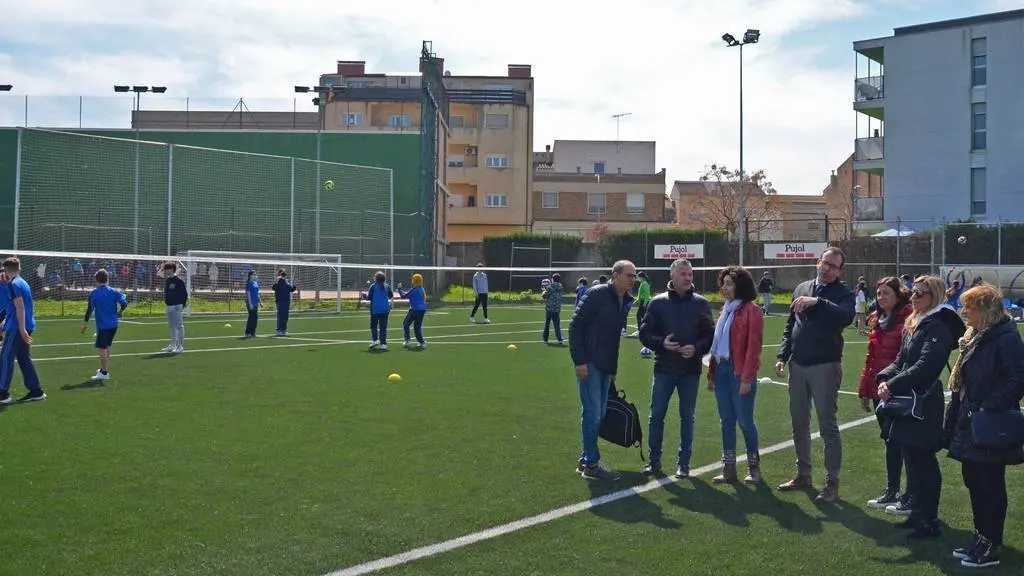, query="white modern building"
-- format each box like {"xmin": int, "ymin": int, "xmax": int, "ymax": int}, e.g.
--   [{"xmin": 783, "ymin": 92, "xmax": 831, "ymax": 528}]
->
[{"xmin": 853, "ymin": 8, "xmax": 1024, "ymax": 228}]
